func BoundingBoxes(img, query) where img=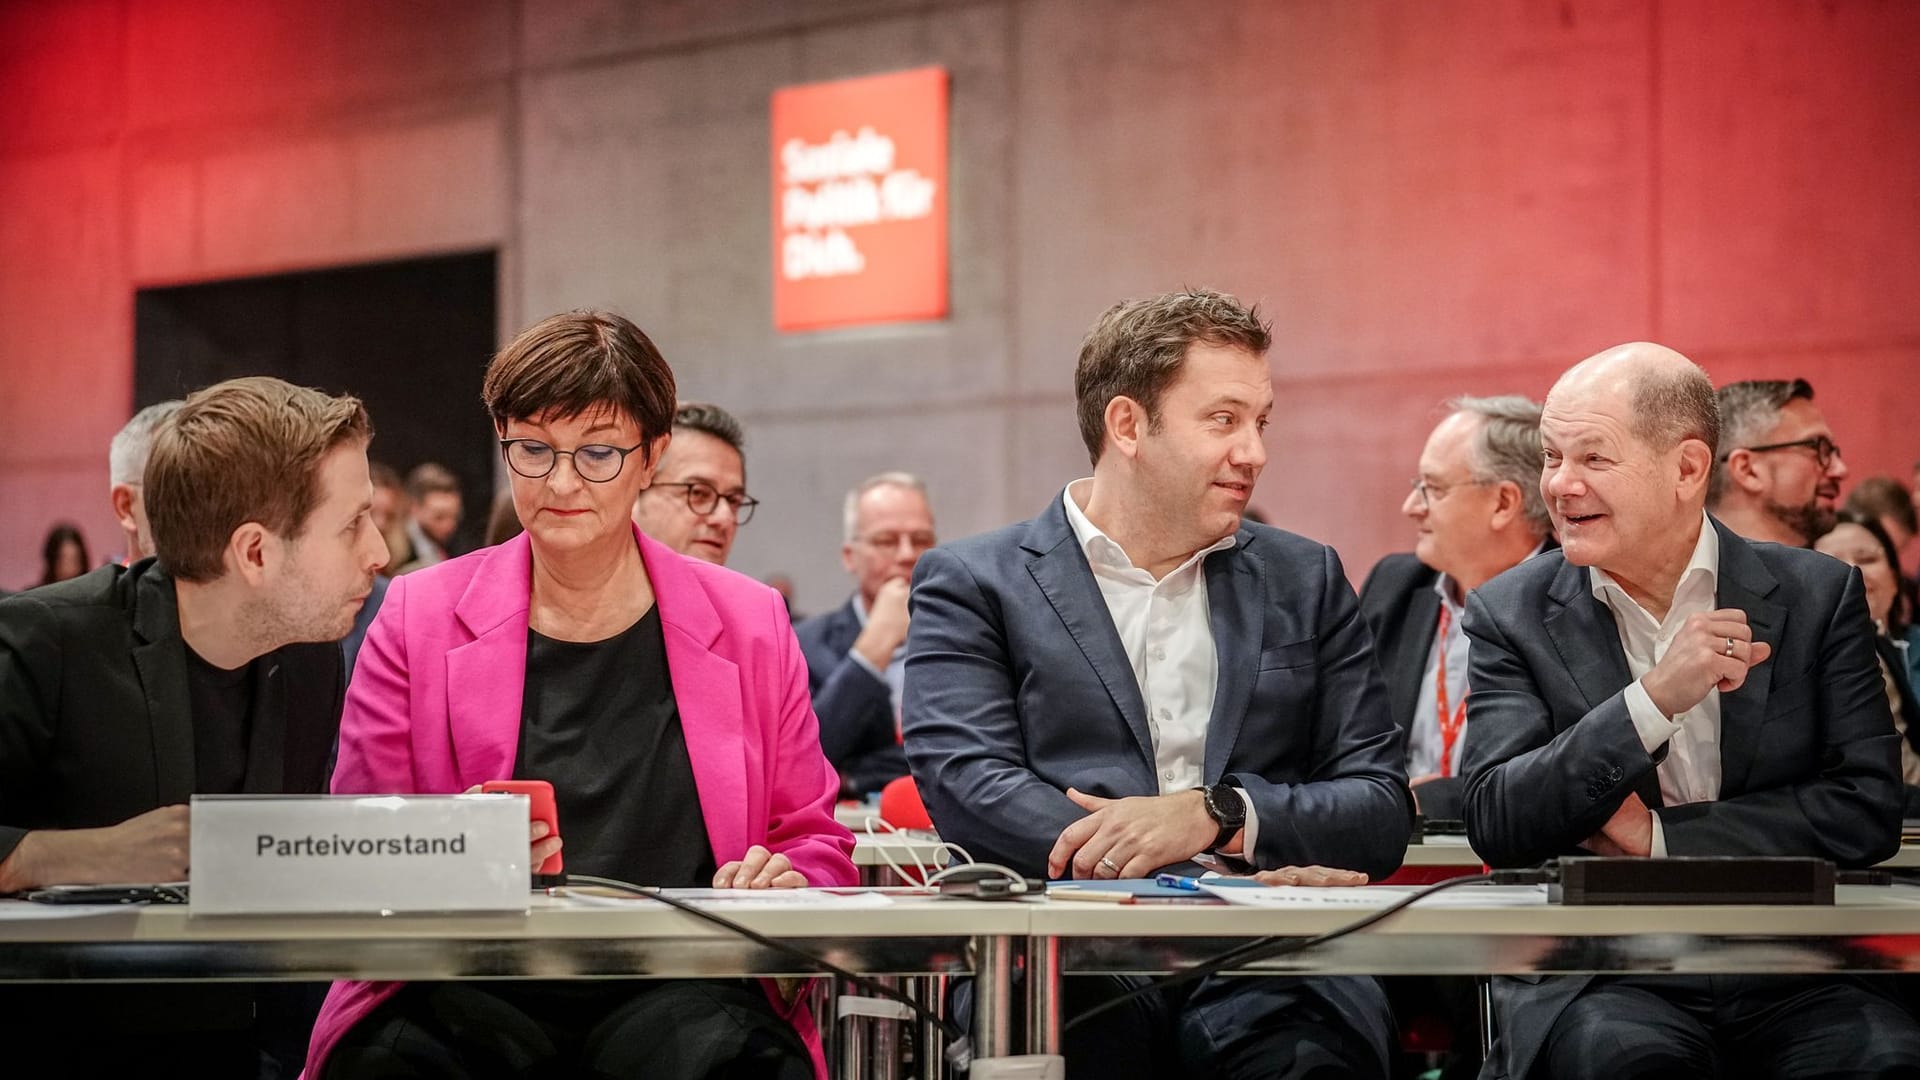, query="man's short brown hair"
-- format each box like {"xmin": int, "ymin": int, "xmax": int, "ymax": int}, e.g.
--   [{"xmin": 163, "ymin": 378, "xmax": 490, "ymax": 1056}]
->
[
  {"xmin": 1074, "ymin": 288, "xmax": 1272, "ymax": 464},
  {"xmin": 146, "ymin": 376, "xmax": 372, "ymax": 582},
  {"xmin": 482, "ymin": 310, "xmax": 677, "ymax": 462}
]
